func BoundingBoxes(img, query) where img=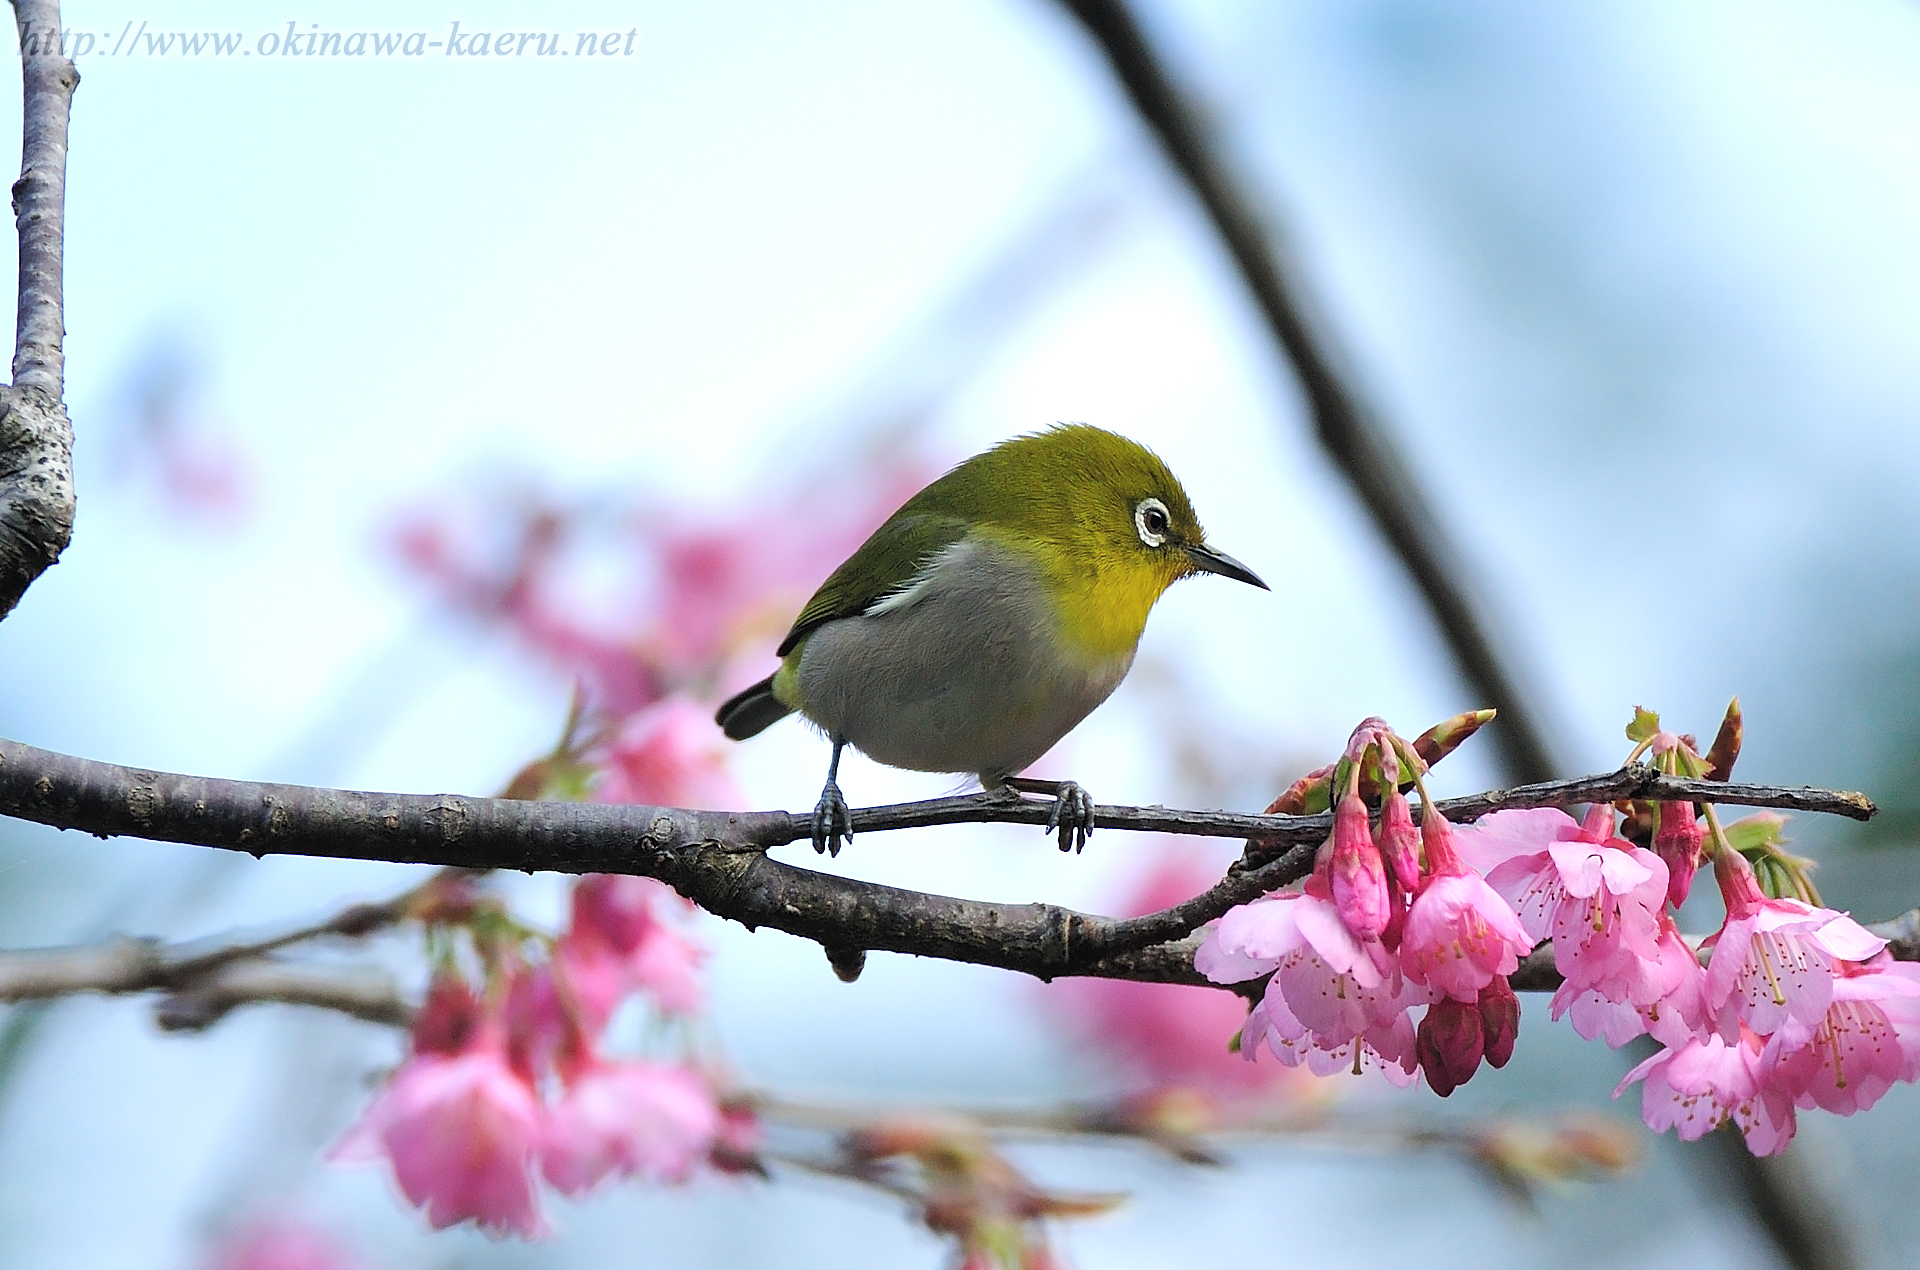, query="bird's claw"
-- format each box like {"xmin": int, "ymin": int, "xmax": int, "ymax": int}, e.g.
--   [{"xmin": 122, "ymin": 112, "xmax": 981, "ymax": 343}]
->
[
  {"xmin": 1046, "ymin": 781, "xmax": 1095, "ymax": 853},
  {"xmin": 811, "ymin": 780, "xmax": 852, "ymax": 856}
]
